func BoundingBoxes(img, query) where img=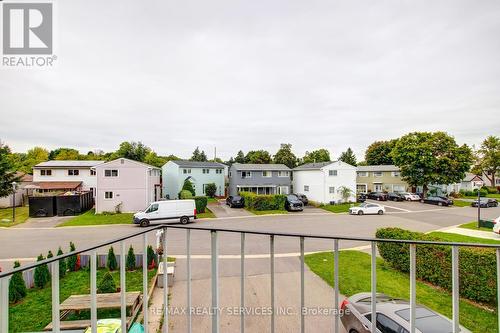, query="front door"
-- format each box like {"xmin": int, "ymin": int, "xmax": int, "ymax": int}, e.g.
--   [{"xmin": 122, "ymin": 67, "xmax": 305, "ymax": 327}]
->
[{"xmin": 374, "ymin": 184, "xmax": 383, "ymax": 192}]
